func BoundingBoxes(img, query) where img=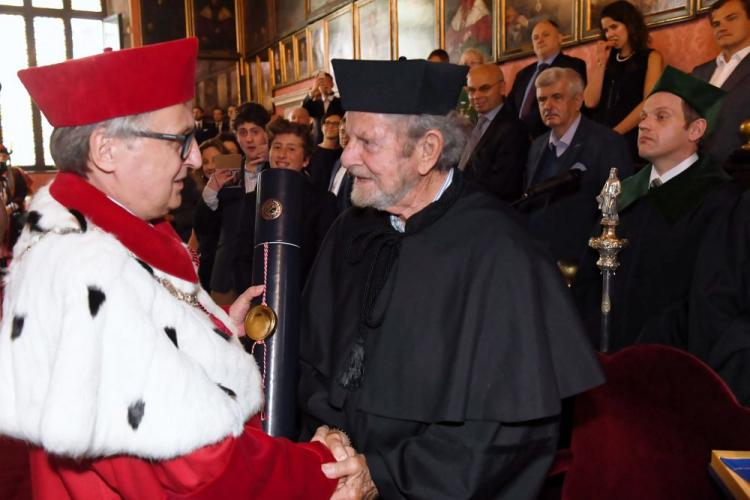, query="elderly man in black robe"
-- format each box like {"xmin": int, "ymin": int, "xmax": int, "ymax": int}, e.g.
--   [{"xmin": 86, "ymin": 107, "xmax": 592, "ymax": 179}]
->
[{"xmin": 297, "ymin": 58, "xmax": 604, "ymax": 499}]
